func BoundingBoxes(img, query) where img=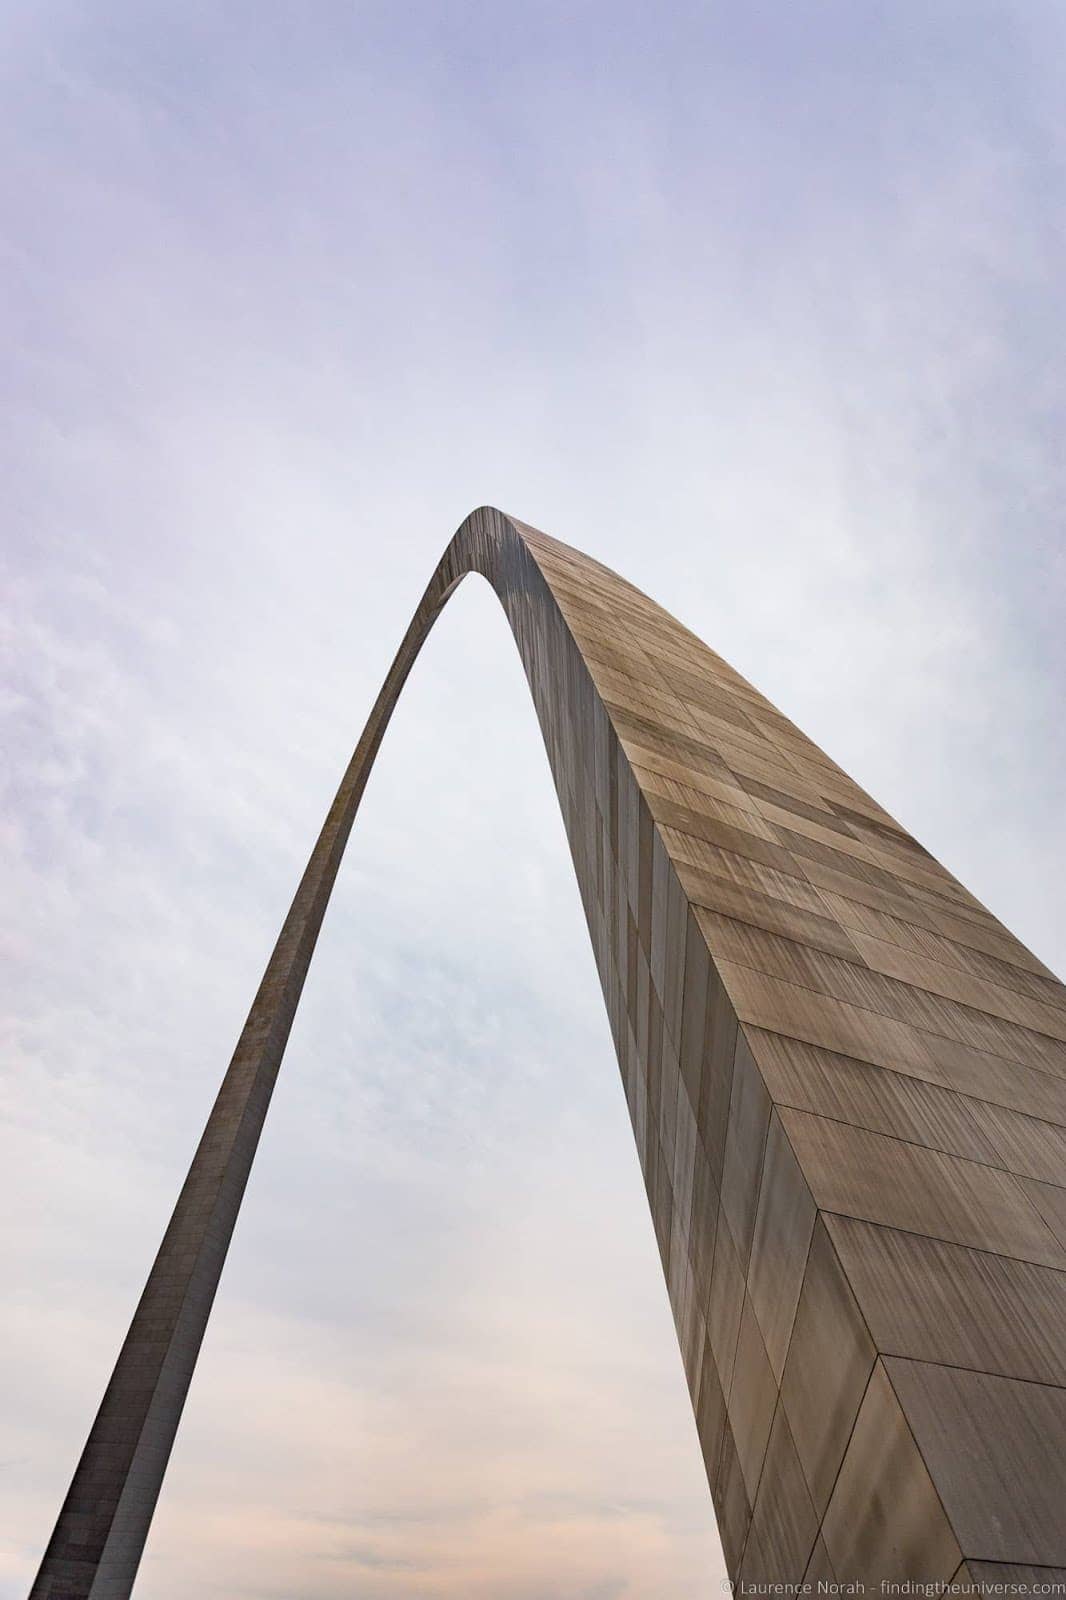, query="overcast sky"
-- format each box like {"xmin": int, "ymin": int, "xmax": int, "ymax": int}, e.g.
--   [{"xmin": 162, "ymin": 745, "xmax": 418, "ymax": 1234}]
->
[{"xmin": 3, "ymin": 3, "xmax": 1065, "ymax": 1597}]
